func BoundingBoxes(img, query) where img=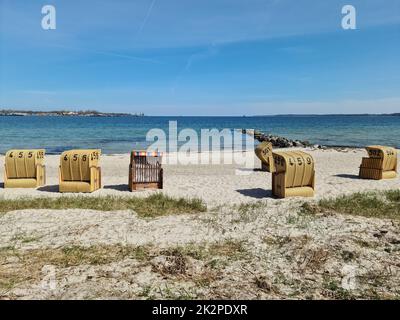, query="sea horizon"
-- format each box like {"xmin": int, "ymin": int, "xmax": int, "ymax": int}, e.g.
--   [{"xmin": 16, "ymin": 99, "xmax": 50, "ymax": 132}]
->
[{"xmin": 1, "ymin": 110, "xmax": 400, "ymax": 117}]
